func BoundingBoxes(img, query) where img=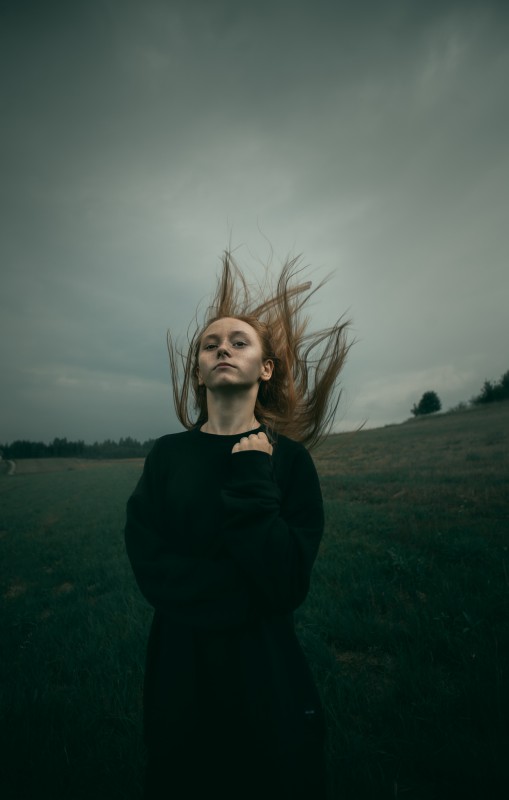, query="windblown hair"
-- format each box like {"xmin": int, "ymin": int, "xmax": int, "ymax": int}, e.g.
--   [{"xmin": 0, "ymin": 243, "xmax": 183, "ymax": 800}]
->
[{"xmin": 168, "ymin": 250, "xmax": 352, "ymax": 449}]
